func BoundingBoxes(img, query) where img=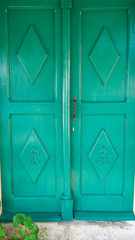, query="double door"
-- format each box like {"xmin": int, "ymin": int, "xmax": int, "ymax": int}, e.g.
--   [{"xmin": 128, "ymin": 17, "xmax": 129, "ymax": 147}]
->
[{"xmin": 0, "ymin": 0, "xmax": 135, "ymax": 221}]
